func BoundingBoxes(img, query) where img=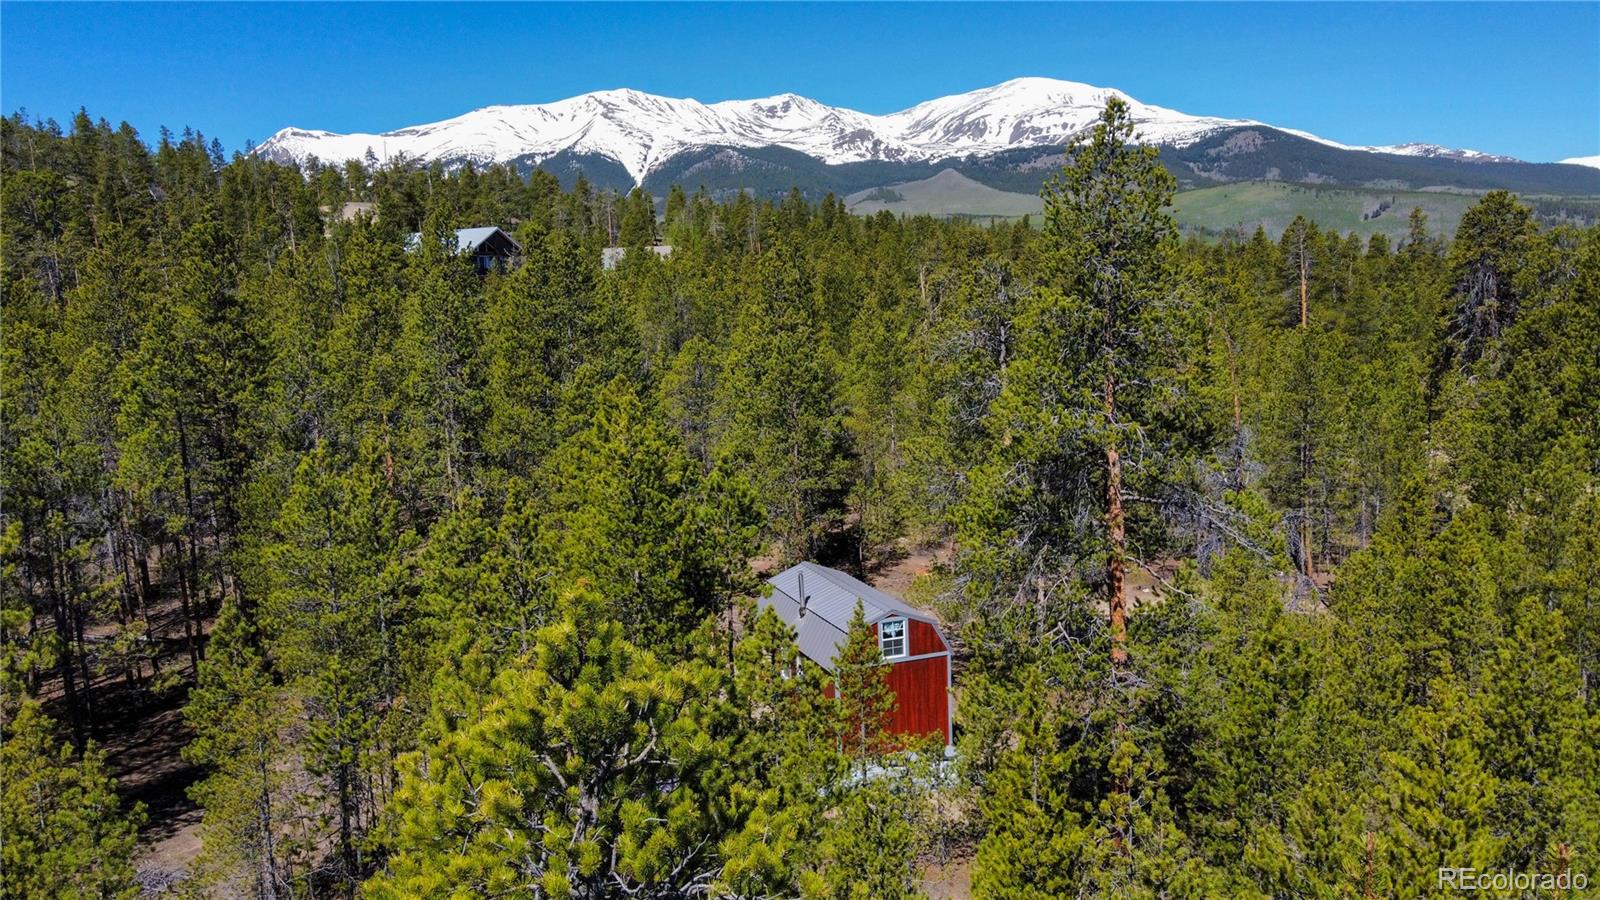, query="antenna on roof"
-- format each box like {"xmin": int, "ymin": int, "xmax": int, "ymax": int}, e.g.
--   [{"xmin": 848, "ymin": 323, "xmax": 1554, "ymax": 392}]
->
[{"xmin": 797, "ymin": 570, "xmax": 808, "ymax": 619}]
